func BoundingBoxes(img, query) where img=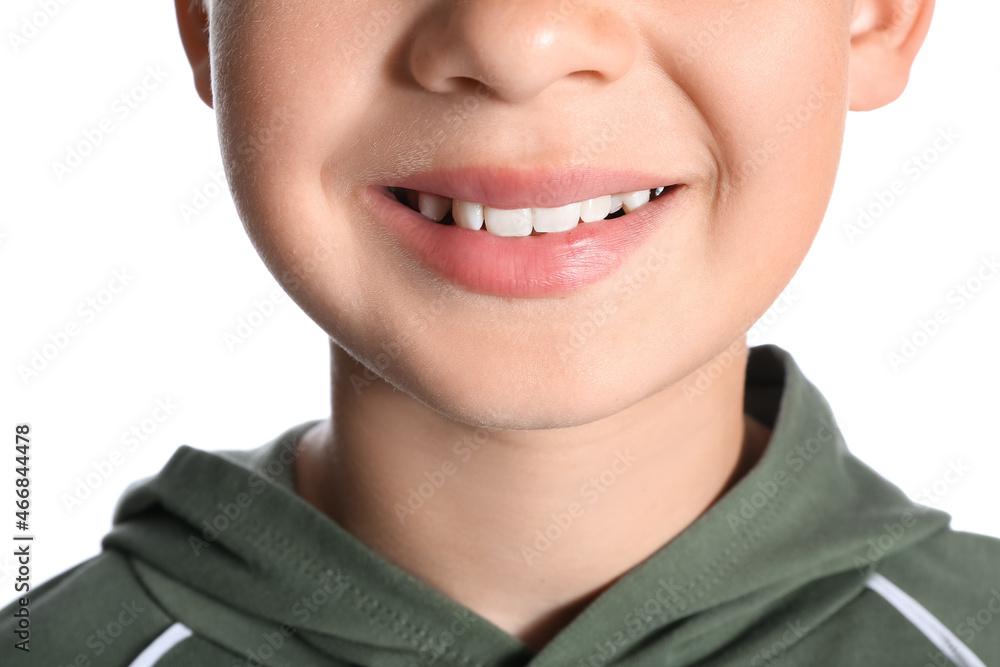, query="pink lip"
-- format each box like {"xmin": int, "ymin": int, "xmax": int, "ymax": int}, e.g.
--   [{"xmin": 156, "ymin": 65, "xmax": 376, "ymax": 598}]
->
[
  {"xmin": 363, "ymin": 178, "xmax": 684, "ymax": 299},
  {"xmin": 387, "ymin": 166, "xmax": 675, "ymax": 210}
]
